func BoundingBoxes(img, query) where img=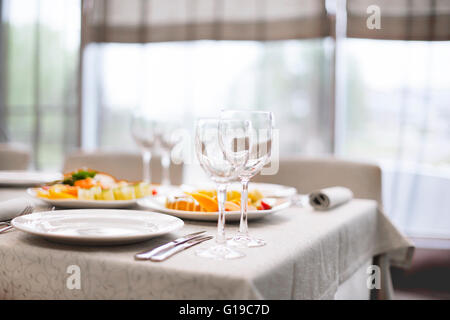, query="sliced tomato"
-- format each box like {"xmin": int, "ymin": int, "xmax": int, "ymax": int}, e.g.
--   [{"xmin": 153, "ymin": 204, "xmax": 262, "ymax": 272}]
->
[
  {"xmin": 260, "ymin": 200, "xmax": 272, "ymax": 210},
  {"xmin": 152, "ymin": 189, "xmax": 158, "ymax": 195}
]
